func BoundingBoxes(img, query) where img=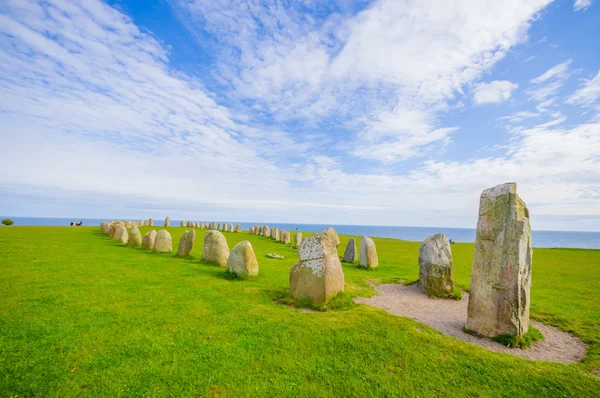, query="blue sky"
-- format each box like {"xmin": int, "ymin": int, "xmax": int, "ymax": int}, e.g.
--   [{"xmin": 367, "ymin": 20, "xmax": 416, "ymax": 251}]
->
[{"xmin": 0, "ymin": 0, "xmax": 599, "ymax": 231}]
